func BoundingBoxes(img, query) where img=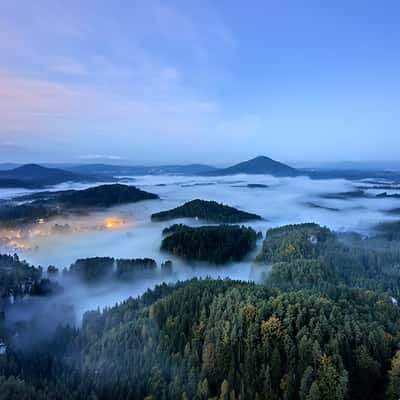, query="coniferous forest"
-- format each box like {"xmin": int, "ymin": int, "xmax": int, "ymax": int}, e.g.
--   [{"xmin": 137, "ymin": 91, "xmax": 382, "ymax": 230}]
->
[{"xmin": 1, "ymin": 221, "xmax": 400, "ymax": 399}]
